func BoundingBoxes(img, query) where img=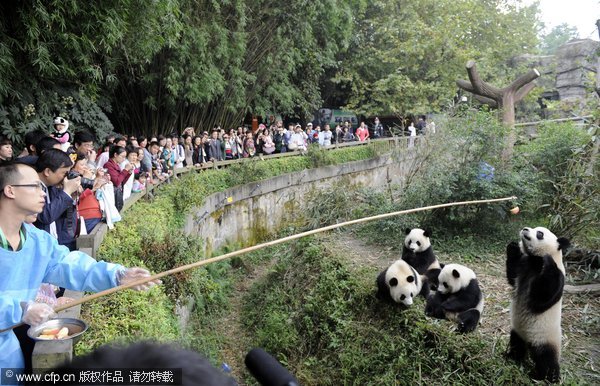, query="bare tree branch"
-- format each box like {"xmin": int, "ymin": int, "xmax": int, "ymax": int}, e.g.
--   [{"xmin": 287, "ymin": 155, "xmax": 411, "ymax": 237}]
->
[
  {"xmin": 456, "ymin": 60, "xmax": 540, "ymax": 161},
  {"xmin": 456, "ymin": 79, "xmax": 475, "ymax": 93},
  {"xmin": 514, "ymin": 81, "xmax": 537, "ymax": 102},
  {"xmin": 507, "ymin": 68, "xmax": 540, "ymax": 93},
  {"xmin": 473, "ymin": 94, "xmax": 498, "ymax": 107},
  {"xmin": 465, "ymin": 60, "xmax": 503, "ymax": 99}
]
